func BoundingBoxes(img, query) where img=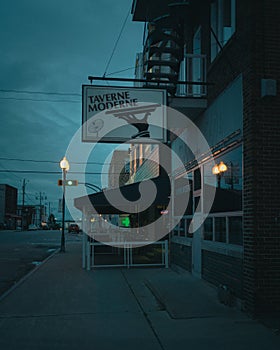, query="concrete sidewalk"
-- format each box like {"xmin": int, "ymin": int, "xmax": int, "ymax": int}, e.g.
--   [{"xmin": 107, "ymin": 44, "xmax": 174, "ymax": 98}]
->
[{"xmin": 0, "ymin": 243, "xmax": 279, "ymax": 350}]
